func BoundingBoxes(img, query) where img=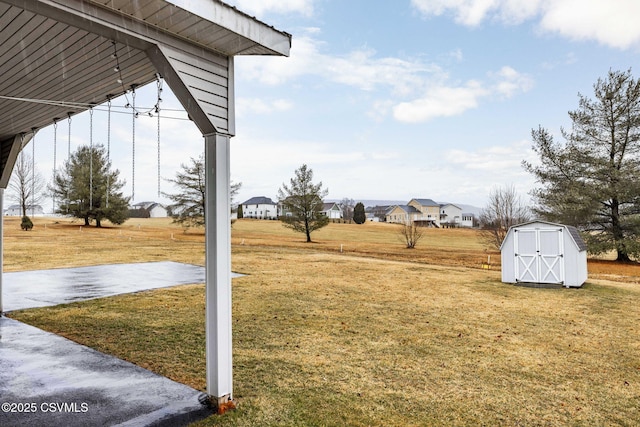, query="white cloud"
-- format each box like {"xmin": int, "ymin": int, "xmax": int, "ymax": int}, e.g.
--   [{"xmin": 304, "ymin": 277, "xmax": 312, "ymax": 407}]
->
[
  {"xmin": 445, "ymin": 140, "xmax": 532, "ymax": 171},
  {"xmin": 236, "ymin": 98, "xmax": 293, "ymax": 116},
  {"xmin": 238, "ymin": 32, "xmax": 533, "ymax": 124},
  {"xmin": 412, "ymin": 0, "xmax": 640, "ymax": 49},
  {"xmin": 237, "ymin": 35, "xmax": 441, "ymax": 95},
  {"xmin": 411, "ymin": 0, "xmax": 501, "ymax": 26},
  {"xmin": 392, "ymin": 66, "xmax": 532, "ymax": 123},
  {"xmin": 491, "ymin": 66, "xmax": 534, "ymax": 98},
  {"xmin": 225, "ymin": 0, "xmax": 315, "ymax": 17},
  {"xmin": 393, "ymin": 81, "xmax": 488, "ymax": 123},
  {"xmin": 539, "ymin": 0, "xmax": 640, "ymax": 49}
]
